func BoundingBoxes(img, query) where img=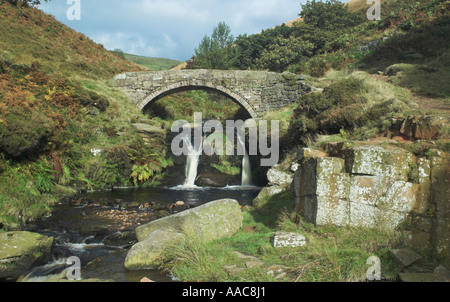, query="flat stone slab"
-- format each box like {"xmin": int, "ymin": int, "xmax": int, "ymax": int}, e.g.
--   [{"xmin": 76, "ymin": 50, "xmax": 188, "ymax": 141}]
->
[
  {"xmin": 271, "ymin": 232, "xmax": 306, "ymax": 248},
  {"xmin": 135, "ymin": 199, "xmax": 243, "ymax": 242},
  {"xmin": 390, "ymin": 248, "xmax": 422, "ymax": 267},
  {"xmin": 399, "ymin": 273, "xmax": 436, "ymax": 282}
]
